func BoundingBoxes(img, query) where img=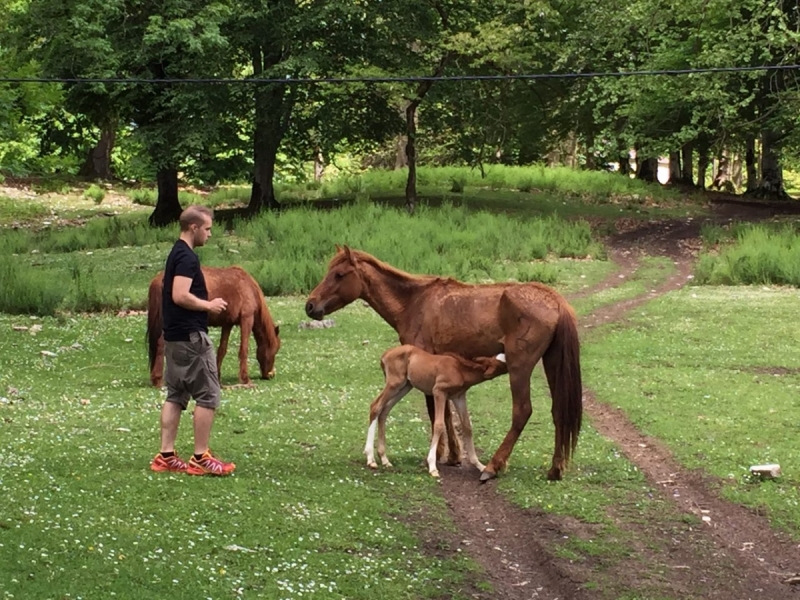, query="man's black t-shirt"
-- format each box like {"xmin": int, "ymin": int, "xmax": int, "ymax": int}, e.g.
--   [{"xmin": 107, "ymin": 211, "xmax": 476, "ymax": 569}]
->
[{"xmin": 162, "ymin": 239, "xmax": 209, "ymax": 342}]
